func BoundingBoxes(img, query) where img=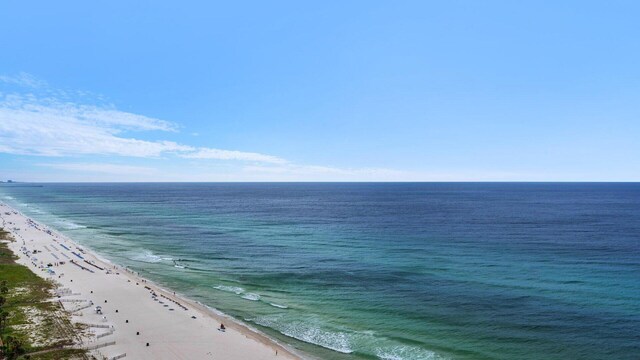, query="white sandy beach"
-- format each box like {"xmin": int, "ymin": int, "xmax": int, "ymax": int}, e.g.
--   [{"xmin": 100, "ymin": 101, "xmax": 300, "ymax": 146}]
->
[{"xmin": 0, "ymin": 201, "xmax": 302, "ymax": 360}]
